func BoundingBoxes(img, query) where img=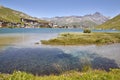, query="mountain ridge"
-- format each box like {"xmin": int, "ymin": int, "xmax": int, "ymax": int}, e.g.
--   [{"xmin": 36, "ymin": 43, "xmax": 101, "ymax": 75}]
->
[
  {"xmin": 97, "ymin": 14, "xmax": 120, "ymax": 30},
  {"xmin": 1, "ymin": 5, "xmax": 119, "ymax": 29},
  {"xmin": 43, "ymin": 12, "xmax": 110, "ymax": 28}
]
